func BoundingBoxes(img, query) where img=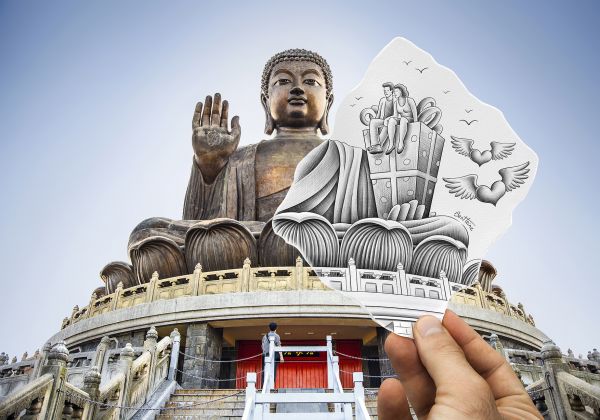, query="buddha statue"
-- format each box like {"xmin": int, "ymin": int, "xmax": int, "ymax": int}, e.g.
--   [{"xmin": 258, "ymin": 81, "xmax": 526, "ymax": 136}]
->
[
  {"xmin": 183, "ymin": 48, "xmax": 333, "ymax": 222},
  {"xmin": 101, "ymin": 47, "xmax": 468, "ymax": 291},
  {"xmin": 101, "ymin": 49, "xmax": 335, "ymax": 290}
]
